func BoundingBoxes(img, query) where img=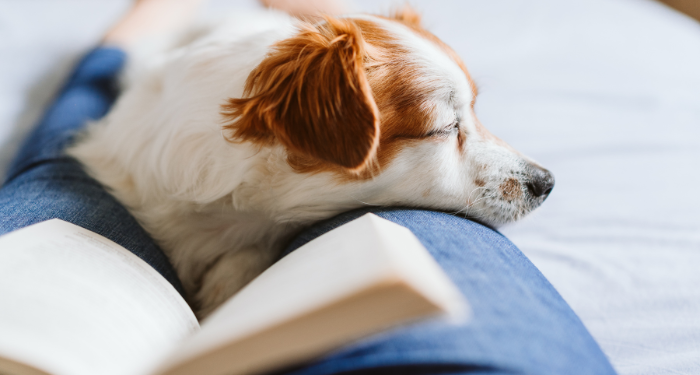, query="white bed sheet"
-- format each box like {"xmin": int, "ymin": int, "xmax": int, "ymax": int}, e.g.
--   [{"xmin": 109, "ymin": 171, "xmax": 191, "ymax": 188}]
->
[{"xmin": 1, "ymin": 0, "xmax": 699, "ymax": 374}]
